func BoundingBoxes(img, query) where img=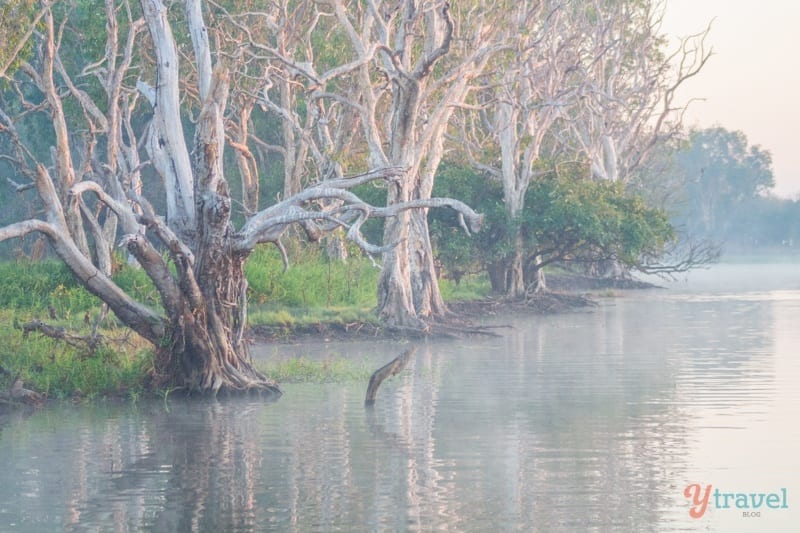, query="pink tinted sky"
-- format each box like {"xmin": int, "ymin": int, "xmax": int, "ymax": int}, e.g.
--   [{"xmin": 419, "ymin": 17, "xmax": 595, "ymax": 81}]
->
[{"xmin": 662, "ymin": 0, "xmax": 800, "ymax": 198}]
